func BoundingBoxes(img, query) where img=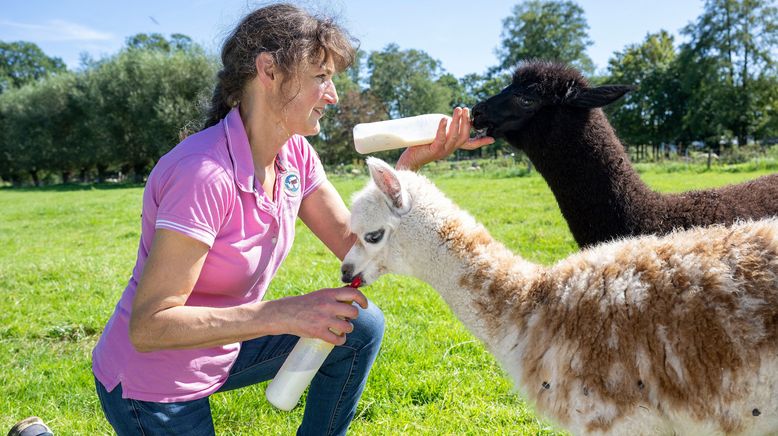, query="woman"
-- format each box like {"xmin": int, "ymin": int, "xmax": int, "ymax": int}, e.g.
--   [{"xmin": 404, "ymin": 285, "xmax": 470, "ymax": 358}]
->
[{"xmin": 91, "ymin": 3, "xmax": 494, "ymax": 435}]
